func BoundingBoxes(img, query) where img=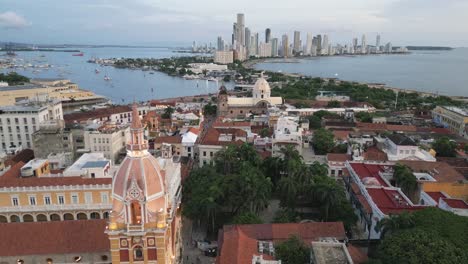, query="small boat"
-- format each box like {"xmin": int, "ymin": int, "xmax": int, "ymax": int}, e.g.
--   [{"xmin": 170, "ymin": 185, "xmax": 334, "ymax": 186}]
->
[
  {"xmin": 95, "ymin": 69, "xmax": 100, "ymax": 74},
  {"xmin": 149, "ymin": 72, "xmax": 155, "ymax": 74},
  {"xmin": 104, "ymin": 75, "xmax": 111, "ymax": 81},
  {"xmin": 72, "ymin": 52, "xmax": 84, "ymax": 56}
]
